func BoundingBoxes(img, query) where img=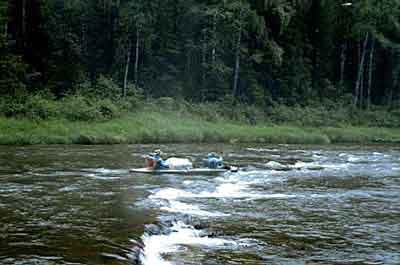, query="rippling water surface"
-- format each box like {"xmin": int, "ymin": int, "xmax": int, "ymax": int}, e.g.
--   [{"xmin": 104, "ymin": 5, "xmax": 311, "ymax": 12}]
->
[{"xmin": 0, "ymin": 144, "xmax": 399, "ymax": 265}]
